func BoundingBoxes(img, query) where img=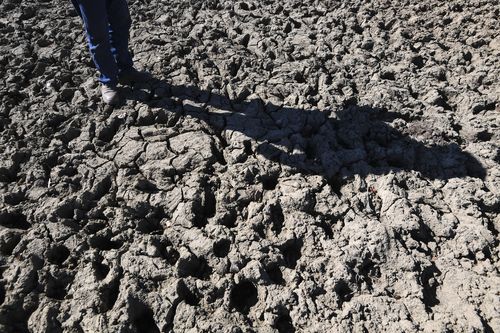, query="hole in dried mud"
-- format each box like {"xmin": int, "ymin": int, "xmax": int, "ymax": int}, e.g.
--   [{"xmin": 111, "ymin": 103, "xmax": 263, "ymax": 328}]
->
[
  {"xmin": 93, "ymin": 261, "xmax": 110, "ymax": 280},
  {"xmin": 0, "ymin": 307, "xmax": 30, "ymax": 333},
  {"xmin": 476, "ymin": 131, "xmax": 493, "ymax": 142},
  {"xmin": 136, "ymin": 218, "xmax": 163, "ymax": 234},
  {"xmin": 274, "ymin": 311, "xmax": 295, "ymax": 333},
  {"xmin": 83, "ymin": 220, "xmax": 107, "ymax": 234},
  {"xmin": 4, "ymin": 192, "xmax": 25, "ymax": 206},
  {"xmin": 178, "ymin": 281, "xmax": 200, "ymax": 306},
  {"xmin": 42, "ymin": 155, "xmax": 59, "ymax": 178},
  {"xmin": 0, "ymin": 167, "xmax": 17, "ymax": 183},
  {"xmin": 243, "ymin": 140, "xmax": 253, "ymax": 155},
  {"xmin": 420, "ymin": 263, "xmax": 441, "ymax": 312},
  {"xmin": 335, "ymin": 280, "xmax": 353, "ymax": 306},
  {"xmin": 0, "ymin": 231, "xmax": 21, "ymax": 255},
  {"xmin": 281, "ymin": 239, "xmax": 303, "ymax": 269},
  {"xmin": 220, "ymin": 210, "xmax": 238, "ymax": 228},
  {"xmin": 134, "ymin": 178, "xmax": 158, "ymax": 193},
  {"xmin": 97, "ymin": 118, "xmax": 122, "ymax": 143},
  {"xmin": 205, "ymin": 190, "xmax": 217, "ymax": 218},
  {"xmin": 357, "ymin": 256, "xmax": 381, "ymax": 291},
  {"xmin": 94, "ymin": 175, "xmax": 113, "ymax": 200},
  {"xmin": 230, "ymin": 281, "xmax": 258, "ymax": 314},
  {"xmin": 485, "ymin": 102, "xmax": 496, "ymax": 111},
  {"xmin": 178, "ymin": 256, "xmax": 212, "ymax": 280},
  {"xmin": 102, "ymin": 278, "xmax": 120, "ymax": 312},
  {"xmin": 55, "ymin": 201, "xmax": 74, "ymax": 219},
  {"xmin": 58, "ymin": 167, "xmax": 77, "ymax": 177},
  {"xmin": 261, "ymin": 174, "xmax": 278, "ymax": 190},
  {"xmin": 293, "ymin": 72, "xmax": 305, "ymax": 83},
  {"xmin": 130, "ymin": 299, "xmax": 160, "ymax": 333},
  {"xmin": 47, "ymin": 245, "xmax": 70, "ymax": 266},
  {"xmin": 193, "ymin": 187, "xmax": 217, "ymax": 228},
  {"xmin": 351, "ymin": 24, "xmax": 363, "ymax": 34},
  {"xmin": 207, "ymin": 287, "xmax": 225, "ymax": 304},
  {"xmin": 164, "ymin": 247, "xmax": 180, "ymax": 266},
  {"xmin": 46, "ymin": 275, "xmax": 68, "ymax": 300},
  {"xmin": 381, "ymin": 71, "xmax": 395, "ymax": 81},
  {"xmin": 0, "ymin": 211, "xmax": 30, "ymax": 230},
  {"xmin": 195, "ymin": 257, "xmax": 213, "ymax": 280},
  {"xmin": 89, "ymin": 235, "xmax": 123, "ymax": 251},
  {"xmin": 316, "ymin": 220, "xmax": 333, "ymax": 239},
  {"xmin": 270, "ymin": 203, "xmax": 284, "ymax": 235},
  {"xmin": 411, "ymin": 56, "xmax": 425, "ymax": 69},
  {"xmin": 193, "ymin": 214, "xmax": 208, "ymax": 228},
  {"xmin": 92, "ymin": 254, "xmax": 110, "ymax": 279},
  {"xmin": 482, "ymin": 246, "xmax": 493, "ymax": 261},
  {"xmin": 410, "ymin": 222, "xmax": 434, "ymax": 245},
  {"xmin": 254, "ymin": 223, "xmax": 266, "ymax": 238},
  {"xmin": 265, "ymin": 265, "xmax": 285, "ymax": 285},
  {"xmin": 301, "ymin": 124, "xmax": 319, "ymax": 138},
  {"xmin": 463, "ymin": 51, "xmax": 472, "ymax": 62},
  {"xmin": 44, "ymin": 112, "xmax": 67, "ymax": 129},
  {"xmin": 213, "ymin": 239, "xmax": 231, "ymax": 258},
  {"xmin": 213, "ymin": 147, "xmax": 227, "ymax": 166}
]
